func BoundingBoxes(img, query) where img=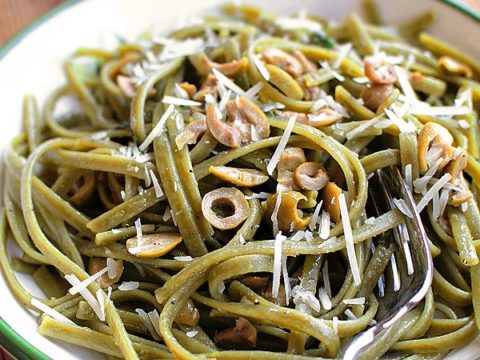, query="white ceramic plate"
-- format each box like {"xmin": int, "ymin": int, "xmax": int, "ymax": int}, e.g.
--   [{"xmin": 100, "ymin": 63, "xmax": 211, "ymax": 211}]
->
[{"xmin": 0, "ymin": 0, "xmax": 479, "ymax": 358}]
